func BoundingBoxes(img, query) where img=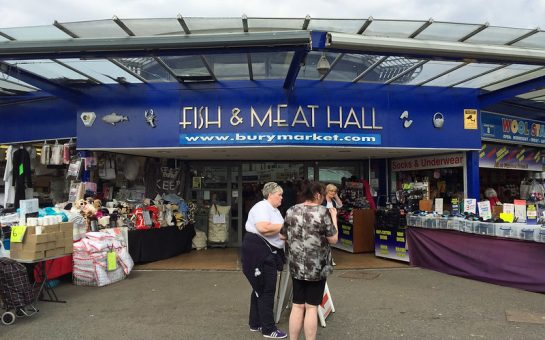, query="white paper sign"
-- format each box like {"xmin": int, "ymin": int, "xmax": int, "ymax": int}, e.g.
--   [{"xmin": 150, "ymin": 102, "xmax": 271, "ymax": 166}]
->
[
  {"xmin": 203, "ymin": 190, "xmax": 210, "ymax": 200},
  {"xmin": 212, "ymin": 214, "xmax": 226, "ymax": 224},
  {"xmin": 434, "ymin": 198, "xmax": 443, "ymax": 214},
  {"xmin": 503, "ymin": 203, "xmax": 514, "ymax": 215},
  {"xmin": 463, "ymin": 199, "xmax": 477, "ymax": 214},
  {"xmin": 477, "ymin": 201, "xmax": 492, "ymax": 220},
  {"xmin": 514, "ymin": 200, "xmax": 527, "ymax": 222}
]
